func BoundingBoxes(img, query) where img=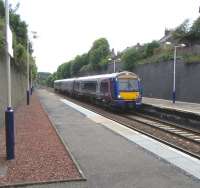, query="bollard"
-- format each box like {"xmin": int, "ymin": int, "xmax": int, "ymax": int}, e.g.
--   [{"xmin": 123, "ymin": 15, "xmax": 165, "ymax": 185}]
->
[
  {"xmin": 27, "ymin": 90, "xmax": 30, "ymax": 105},
  {"xmin": 30, "ymin": 86, "xmax": 33, "ymax": 95},
  {"xmin": 172, "ymin": 91, "xmax": 176, "ymax": 104},
  {"xmin": 5, "ymin": 107, "xmax": 15, "ymax": 160}
]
